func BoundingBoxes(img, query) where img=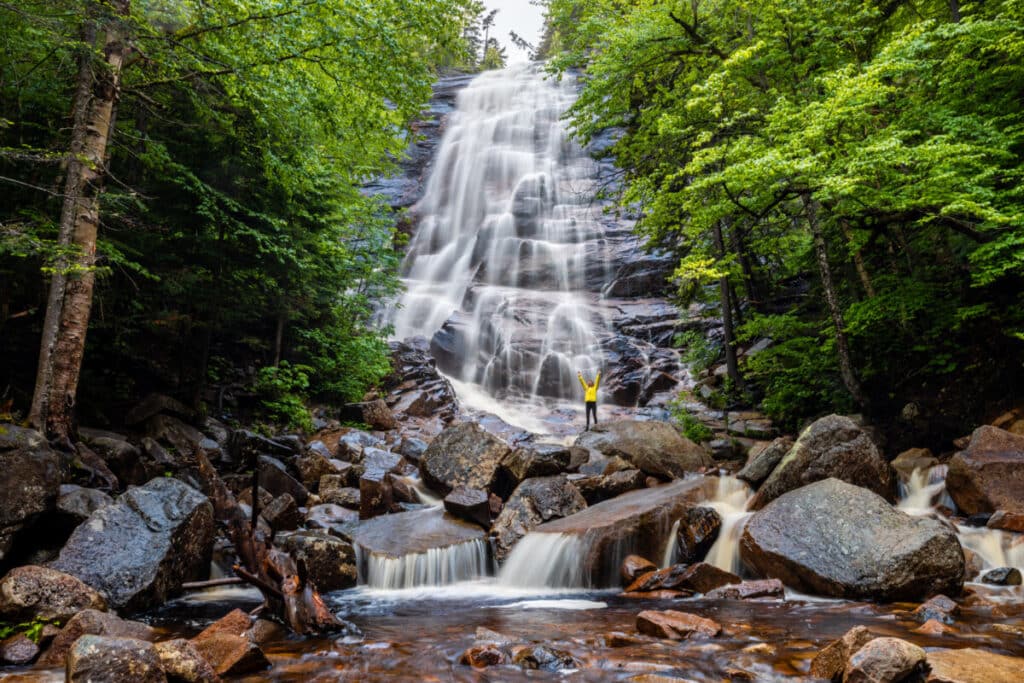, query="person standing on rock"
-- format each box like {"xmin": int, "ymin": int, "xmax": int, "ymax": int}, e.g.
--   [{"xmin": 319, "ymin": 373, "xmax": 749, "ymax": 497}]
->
[{"xmin": 578, "ymin": 370, "xmax": 601, "ymax": 431}]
